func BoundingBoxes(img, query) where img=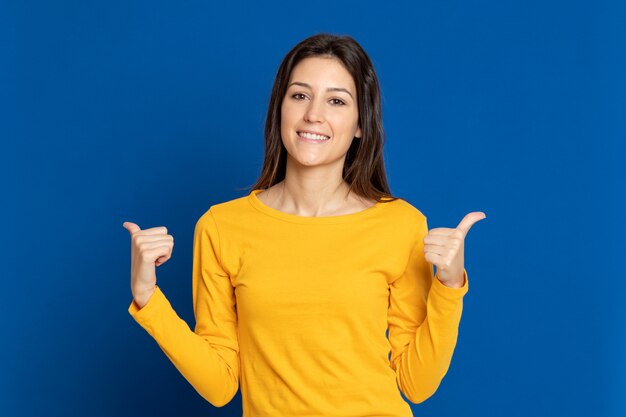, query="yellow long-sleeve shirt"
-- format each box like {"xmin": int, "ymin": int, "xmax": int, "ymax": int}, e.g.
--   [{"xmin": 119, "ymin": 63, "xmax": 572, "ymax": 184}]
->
[{"xmin": 128, "ymin": 189, "xmax": 469, "ymax": 417}]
